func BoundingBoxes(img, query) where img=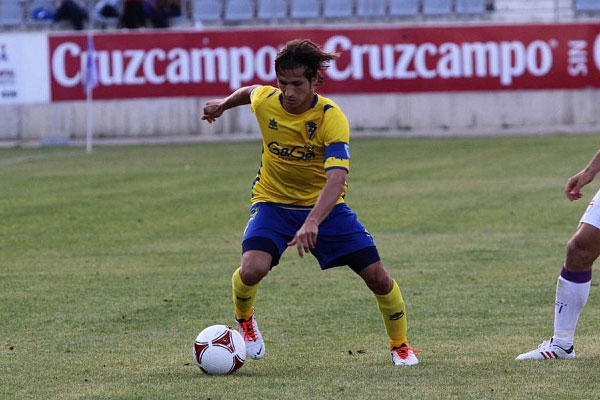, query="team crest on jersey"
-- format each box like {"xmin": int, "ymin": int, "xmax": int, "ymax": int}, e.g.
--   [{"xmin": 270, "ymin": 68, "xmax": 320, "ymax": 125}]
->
[
  {"xmin": 306, "ymin": 121, "xmax": 317, "ymax": 139},
  {"xmin": 269, "ymin": 118, "xmax": 278, "ymax": 130}
]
